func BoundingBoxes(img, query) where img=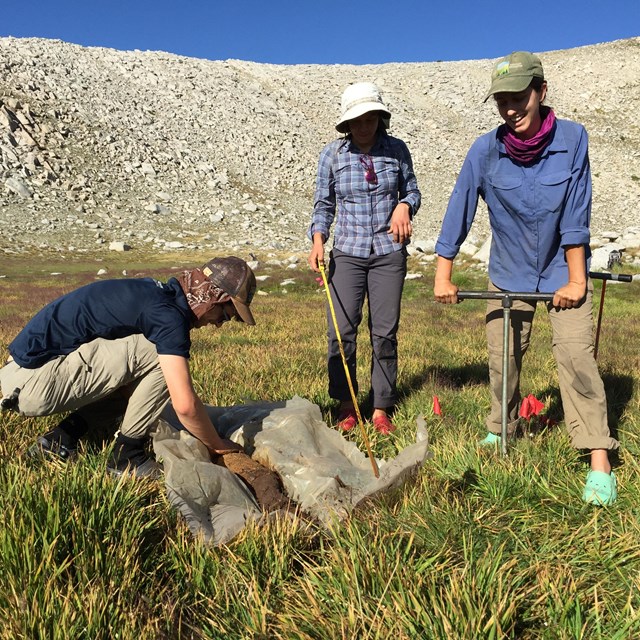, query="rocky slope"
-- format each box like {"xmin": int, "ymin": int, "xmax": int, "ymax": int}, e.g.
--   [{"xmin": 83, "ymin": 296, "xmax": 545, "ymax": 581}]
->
[{"xmin": 1, "ymin": 36, "xmax": 639, "ymax": 255}]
